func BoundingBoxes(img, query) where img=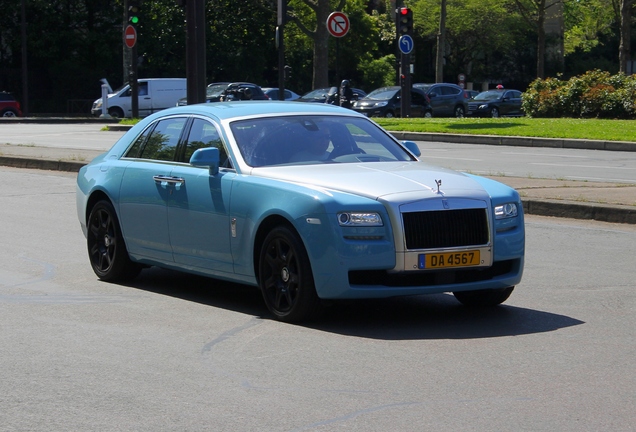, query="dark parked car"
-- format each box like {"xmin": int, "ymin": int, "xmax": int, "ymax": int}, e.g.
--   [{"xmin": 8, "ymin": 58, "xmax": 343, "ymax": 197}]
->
[
  {"xmin": 352, "ymin": 86, "xmax": 432, "ymax": 118},
  {"xmin": 0, "ymin": 91, "xmax": 22, "ymax": 117},
  {"xmin": 261, "ymin": 88, "xmax": 301, "ymax": 101},
  {"xmin": 296, "ymin": 87, "xmax": 366, "ymax": 104},
  {"xmin": 176, "ymin": 82, "xmax": 231, "ymax": 106},
  {"xmin": 219, "ymin": 82, "xmax": 269, "ymax": 101},
  {"xmin": 413, "ymin": 83, "xmax": 469, "ymax": 117},
  {"xmin": 467, "ymin": 89, "xmax": 524, "ymax": 117}
]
